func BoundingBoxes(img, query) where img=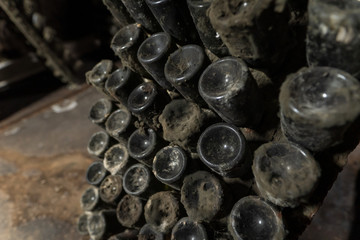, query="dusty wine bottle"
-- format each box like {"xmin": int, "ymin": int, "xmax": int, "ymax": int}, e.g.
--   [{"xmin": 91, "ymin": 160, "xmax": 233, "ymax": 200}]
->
[
  {"xmin": 164, "ymin": 45, "xmax": 208, "ymax": 105},
  {"xmin": 145, "ymin": 0, "xmax": 200, "ymax": 44},
  {"xmin": 171, "ymin": 217, "xmax": 208, "ymax": 240},
  {"xmin": 86, "ymin": 59, "xmax": 114, "ymax": 97},
  {"xmin": 86, "ymin": 161, "xmax": 109, "ymax": 186},
  {"xmin": 127, "ymin": 82, "xmax": 170, "ymax": 130},
  {"xmin": 87, "ymin": 131, "xmax": 114, "ymax": 159},
  {"xmin": 159, "ymin": 99, "xmax": 218, "ymax": 153},
  {"xmin": 138, "ymin": 224, "xmax": 164, "ymax": 240},
  {"xmin": 77, "ymin": 213, "xmax": 89, "ymax": 235},
  {"xmin": 228, "ymin": 196, "xmax": 285, "ymax": 240},
  {"xmin": 144, "ymin": 191, "xmax": 182, "ymax": 233},
  {"xmin": 111, "ymin": 24, "xmax": 150, "ymax": 78},
  {"xmin": 181, "ymin": 171, "xmax": 233, "ymax": 222},
  {"xmin": 152, "ymin": 145, "xmax": 188, "ymax": 190},
  {"xmin": 122, "ymin": 163, "xmax": 159, "ymax": 198},
  {"xmin": 108, "ymin": 229, "xmax": 139, "ymax": 240},
  {"xmin": 208, "ymin": 0, "xmax": 292, "ymax": 67},
  {"xmin": 102, "ymin": 0, "xmax": 134, "ymax": 27},
  {"xmin": 116, "ymin": 194, "xmax": 145, "ymax": 228},
  {"xmin": 120, "ymin": 0, "xmax": 161, "ymax": 33},
  {"xmin": 252, "ymin": 141, "xmax": 321, "ymax": 208},
  {"xmin": 105, "ymin": 67, "xmax": 143, "ymax": 106},
  {"xmin": 199, "ymin": 57, "xmax": 263, "ymax": 127},
  {"xmin": 81, "ymin": 186, "xmax": 102, "ymax": 211},
  {"xmin": 127, "ymin": 128, "xmax": 162, "ymax": 167},
  {"xmin": 197, "ymin": 123, "xmax": 250, "ymax": 178},
  {"xmin": 104, "ymin": 143, "xmax": 133, "ymax": 175},
  {"xmin": 105, "ymin": 107, "xmax": 134, "ymax": 142},
  {"xmin": 186, "ymin": 0, "xmax": 229, "ymax": 57},
  {"xmin": 307, "ymin": 0, "xmax": 360, "ymax": 78},
  {"xmin": 99, "ymin": 175, "xmax": 123, "ymax": 205},
  {"xmin": 89, "ymin": 98, "xmax": 114, "ymax": 129},
  {"xmin": 87, "ymin": 210, "xmax": 123, "ymax": 240},
  {"xmin": 137, "ymin": 32, "xmax": 176, "ymax": 90},
  {"xmin": 279, "ymin": 67, "xmax": 360, "ymax": 152}
]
